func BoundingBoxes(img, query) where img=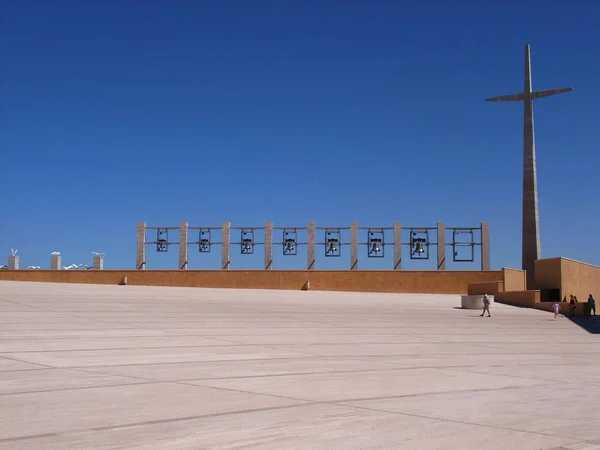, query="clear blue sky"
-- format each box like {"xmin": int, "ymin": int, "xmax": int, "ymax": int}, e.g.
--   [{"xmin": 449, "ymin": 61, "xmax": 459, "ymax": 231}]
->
[{"xmin": 1, "ymin": 1, "xmax": 598, "ymax": 271}]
